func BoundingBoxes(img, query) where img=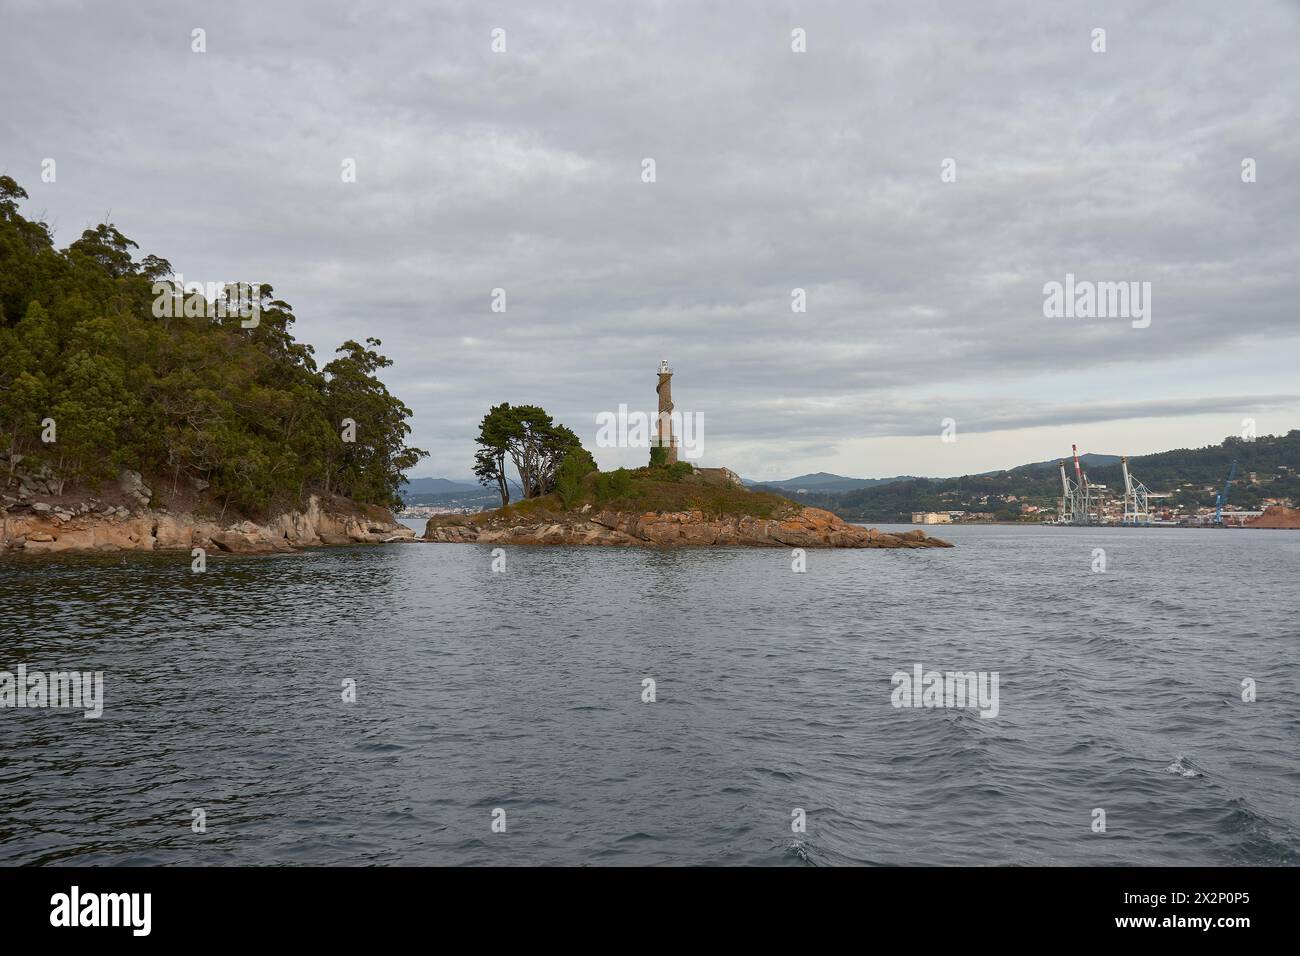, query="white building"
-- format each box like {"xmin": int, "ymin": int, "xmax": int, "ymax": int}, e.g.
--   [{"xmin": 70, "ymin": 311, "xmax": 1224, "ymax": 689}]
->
[{"xmin": 911, "ymin": 512, "xmax": 952, "ymax": 524}]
